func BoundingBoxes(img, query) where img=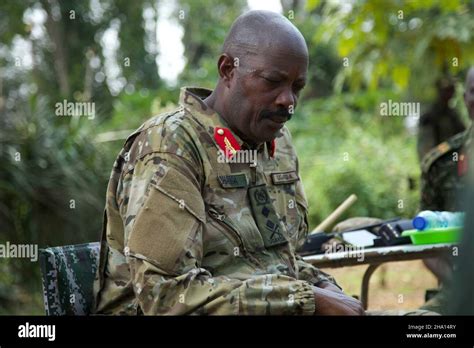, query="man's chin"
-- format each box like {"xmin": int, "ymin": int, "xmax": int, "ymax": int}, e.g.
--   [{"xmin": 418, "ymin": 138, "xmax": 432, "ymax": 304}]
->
[
  {"xmin": 257, "ymin": 128, "xmax": 283, "ymax": 143},
  {"xmin": 273, "ymin": 127, "xmax": 284, "ymax": 139}
]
